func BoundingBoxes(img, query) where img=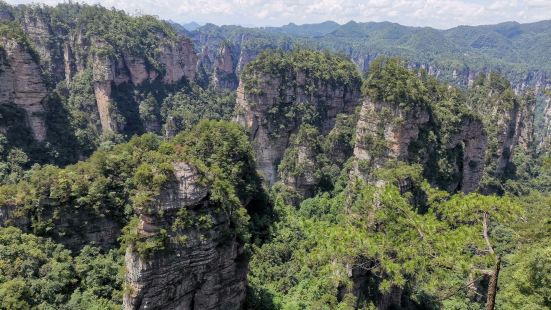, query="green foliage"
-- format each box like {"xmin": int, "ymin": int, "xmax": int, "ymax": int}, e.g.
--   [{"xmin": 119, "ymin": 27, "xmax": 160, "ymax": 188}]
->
[
  {"xmin": 194, "ymin": 20, "xmax": 551, "ymax": 83},
  {"xmin": 0, "ymin": 121, "xmax": 261, "ymax": 258},
  {"xmin": 248, "ymin": 164, "xmax": 525, "ymax": 309},
  {"xmin": 0, "ymin": 227, "xmax": 122, "ymax": 309},
  {"xmin": 14, "ymin": 2, "xmax": 177, "ymax": 66},
  {"xmin": 63, "ymin": 69, "xmax": 103, "ymax": 155},
  {"xmin": 278, "ymin": 119, "xmax": 356, "ymax": 195},
  {"xmin": 0, "ymin": 226, "xmax": 74, "ymax": 308},
  {"xmin": 0, "ymin": 120, "xmax": 265, "ymax": 306},
  {"xmin": 242, "ymin": 49, "xmax": 362, "ymax": 138},
  {"xmin": 497, "ymin": 244, "xmax": 551, "ymax": 310},
  {"xmin": 243, "ymin": 49, "xmax": 361, "ymax": 90},
  {"xmin": 173, "ymin": 120, "xmax": 261, "ymax": 208},
  {"xmin": 363, "ymin": 57, "xmax": 430, "ymax": 110},
  {"xmin": 468, "ymin": 73, "xmax": 525, "ymax": 192},
  {"xmin": 73, "ymin": 245, "xmax": 123, "ymax": 303},
  {"xmin": 0, "ymin": 21, "xmax": 40, "ymax": 64},
  {"xmin": 161, "ymin": 84, "xmax": 237, "ymax": 133}
]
